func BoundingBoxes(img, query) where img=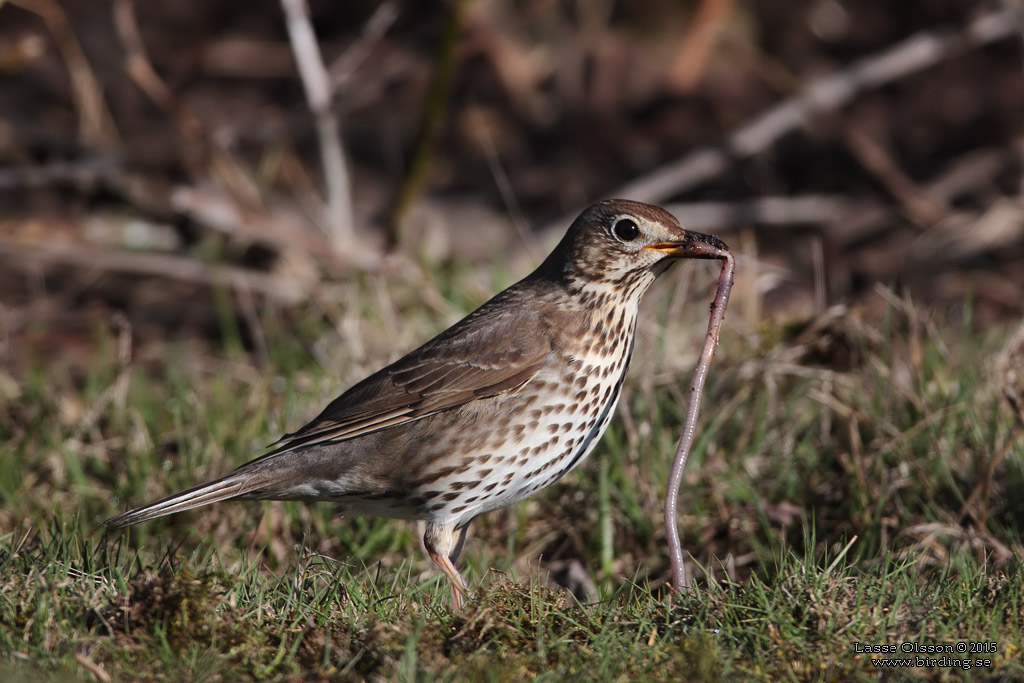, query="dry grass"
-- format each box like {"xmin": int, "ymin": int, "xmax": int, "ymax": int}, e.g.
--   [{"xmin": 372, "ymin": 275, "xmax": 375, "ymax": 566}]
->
[{"xmin": 1, "ymin": 262, "xmax": 1023, "ymax": 680}]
